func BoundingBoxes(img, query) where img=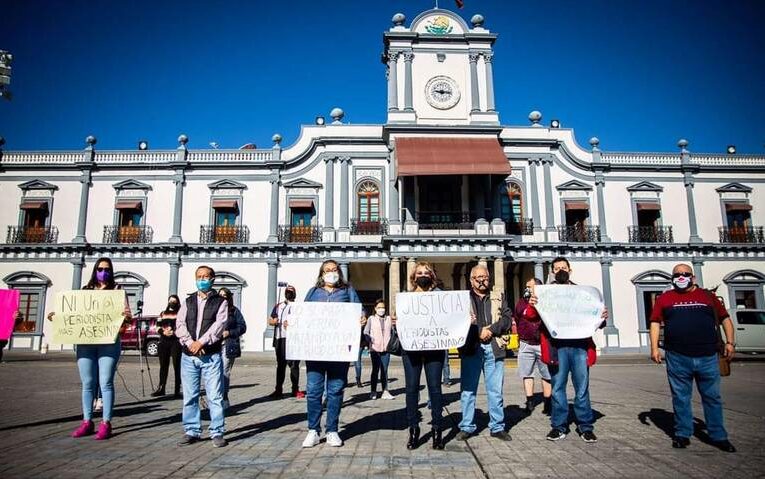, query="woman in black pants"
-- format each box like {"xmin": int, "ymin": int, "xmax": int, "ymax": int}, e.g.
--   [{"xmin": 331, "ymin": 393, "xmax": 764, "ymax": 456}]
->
[
  {"xmin": 400, "ymin": 261, "xmax": 446, "ymax": 450},
  {"xmin": 152, "ymin": 295, "xmax": 182, "ymax": 399}
]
